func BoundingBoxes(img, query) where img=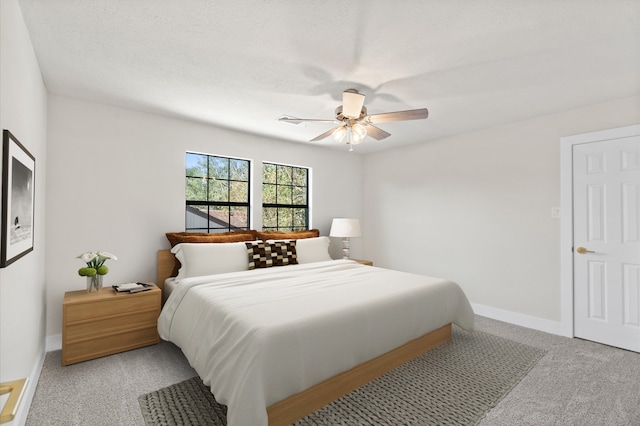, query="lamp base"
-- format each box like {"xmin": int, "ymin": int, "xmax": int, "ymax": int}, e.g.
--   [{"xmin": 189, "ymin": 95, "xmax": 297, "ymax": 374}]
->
[{"xmin": 342, "ymin": 237, "xmax": 351, "ymax": 259}]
